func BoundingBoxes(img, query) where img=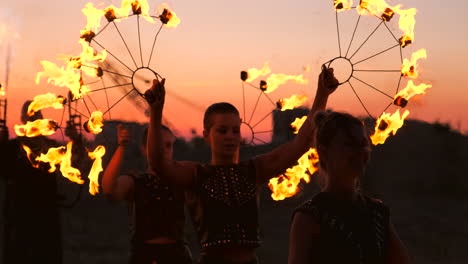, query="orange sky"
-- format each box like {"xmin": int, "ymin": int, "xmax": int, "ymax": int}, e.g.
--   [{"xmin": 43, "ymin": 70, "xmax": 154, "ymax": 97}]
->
[{"xmin": 1, "ymin": 0, "xmax": 467, "ymax": 141}]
